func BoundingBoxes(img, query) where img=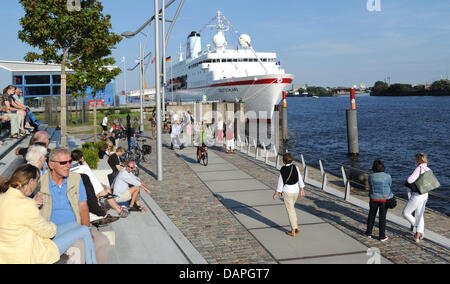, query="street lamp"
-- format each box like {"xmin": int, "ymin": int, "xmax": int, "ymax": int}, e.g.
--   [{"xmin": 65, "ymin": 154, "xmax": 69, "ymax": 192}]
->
[{"xmin": 121, "ymin": 0, "xmax": 184, "ymax": 181}]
